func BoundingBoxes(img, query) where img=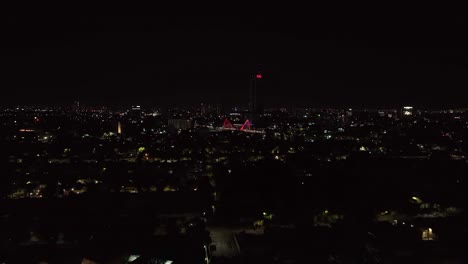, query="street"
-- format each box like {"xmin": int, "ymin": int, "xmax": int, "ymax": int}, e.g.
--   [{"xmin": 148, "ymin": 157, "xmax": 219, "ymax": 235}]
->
[{"xmin": 208, "ymin": 226, "xmax": 241, "ymax": 258}]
